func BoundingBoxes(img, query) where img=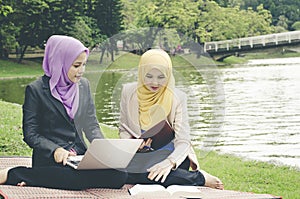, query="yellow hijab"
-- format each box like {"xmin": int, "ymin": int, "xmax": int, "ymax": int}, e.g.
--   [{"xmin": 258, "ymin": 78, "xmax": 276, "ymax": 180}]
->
[{"xmin": 137, "ymin": 49, "xmax": 175, "ymax": 130}]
